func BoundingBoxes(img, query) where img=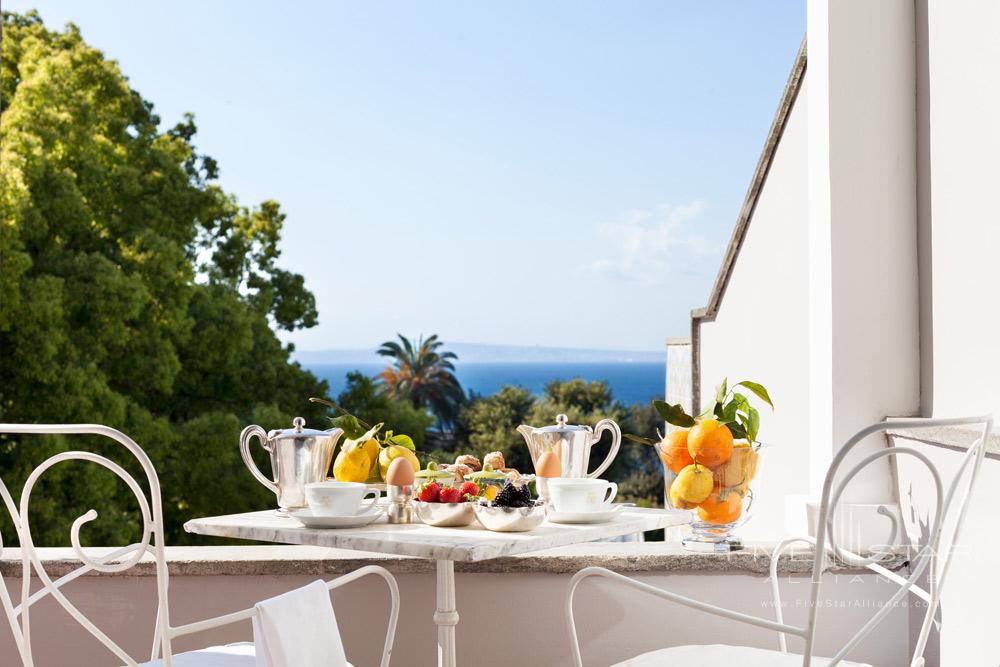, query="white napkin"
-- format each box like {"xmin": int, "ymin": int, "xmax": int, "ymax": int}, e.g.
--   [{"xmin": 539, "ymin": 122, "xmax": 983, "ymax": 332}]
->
[{"xmin": 252, "ymin": 580, "xmax": 349, "ymax": 667}]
